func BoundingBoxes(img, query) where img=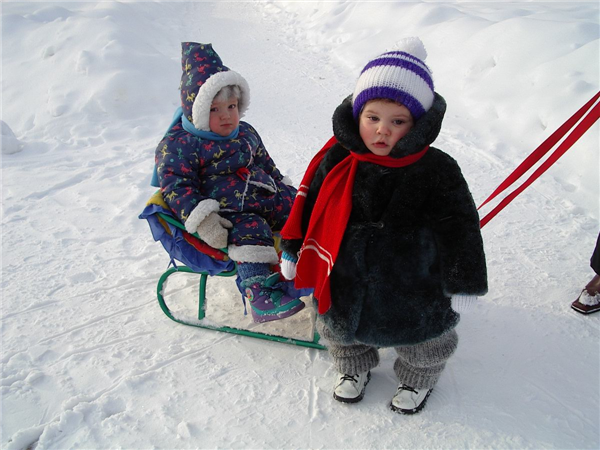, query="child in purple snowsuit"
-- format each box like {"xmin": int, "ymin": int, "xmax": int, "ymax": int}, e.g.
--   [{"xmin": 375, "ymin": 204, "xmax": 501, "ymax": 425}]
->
[{"xmin": 155, "ymin": 42, "xmax": 305, "ymax": 323}]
